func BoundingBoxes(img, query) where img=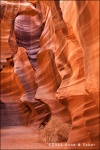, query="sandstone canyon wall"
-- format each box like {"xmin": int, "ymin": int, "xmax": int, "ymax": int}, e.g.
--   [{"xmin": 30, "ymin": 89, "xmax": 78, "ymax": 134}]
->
[
  {"xmin": 56, "ymin": 1, "xmax": 99, "ymax": 149},
  {"xmin": 0, "ymin": 0, "xmax": 99, "ymax": 149}
]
